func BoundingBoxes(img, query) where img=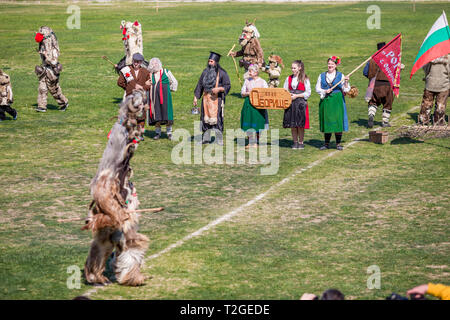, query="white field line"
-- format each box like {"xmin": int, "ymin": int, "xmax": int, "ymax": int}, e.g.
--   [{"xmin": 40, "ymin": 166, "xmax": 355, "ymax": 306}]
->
[{"xmin": 83, "ymin": 105, "xmax": 419, "ymax": 298}]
